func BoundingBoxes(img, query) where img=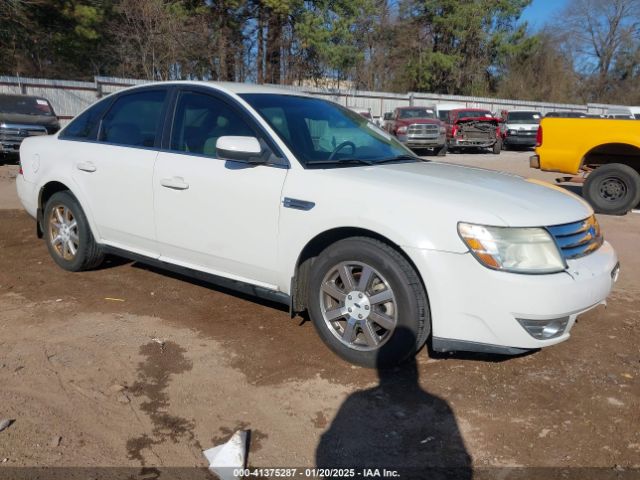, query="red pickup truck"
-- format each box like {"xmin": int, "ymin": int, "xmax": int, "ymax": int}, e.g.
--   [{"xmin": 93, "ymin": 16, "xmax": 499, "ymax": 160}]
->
[
  {"xmin": 385, "ymin": 106, "xmax": 447, "ymax": 156},
  {"xmin": 445, "ymin": 108, "xmax": 503, "ymax": 154}
]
